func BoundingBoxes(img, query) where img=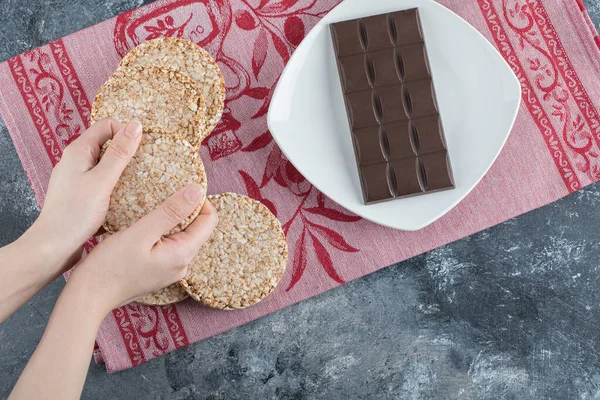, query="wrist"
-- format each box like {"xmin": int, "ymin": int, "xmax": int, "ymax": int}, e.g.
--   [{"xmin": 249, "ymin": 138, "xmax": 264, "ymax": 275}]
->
[
  {"xmin": 63, "ymin": 270, "xmax": 113, "ymax": 323},
  {"xmin": 22, "ymin": 216, "xmax": 84, "ymax": 279},
  {"xmin": 28, "ymin": 213, "xmax": 74, "ymax": 253}
]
